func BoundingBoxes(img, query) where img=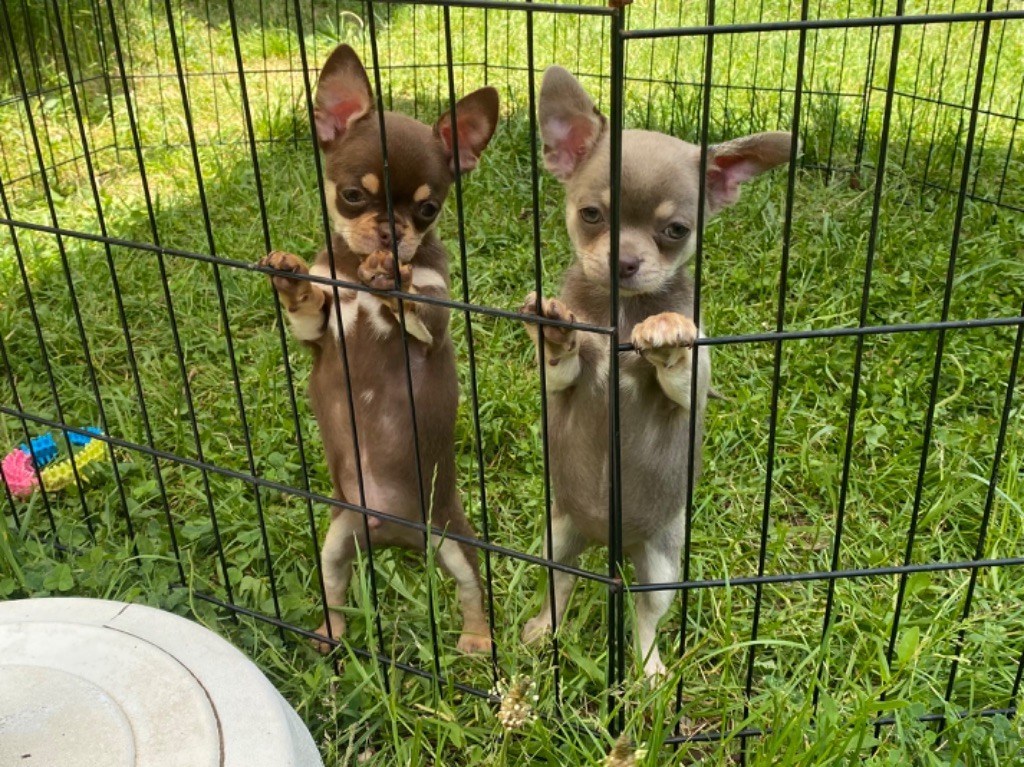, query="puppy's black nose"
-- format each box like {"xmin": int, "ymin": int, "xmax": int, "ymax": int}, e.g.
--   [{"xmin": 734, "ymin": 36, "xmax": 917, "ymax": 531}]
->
[{"xmin": 618, "ymin": 256, "xmax": 640, "ymax": 280}]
